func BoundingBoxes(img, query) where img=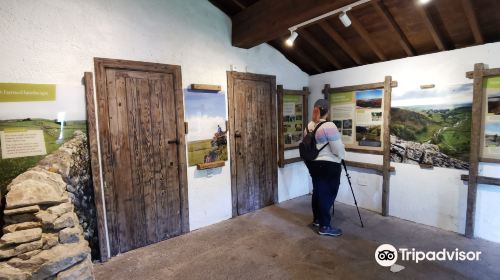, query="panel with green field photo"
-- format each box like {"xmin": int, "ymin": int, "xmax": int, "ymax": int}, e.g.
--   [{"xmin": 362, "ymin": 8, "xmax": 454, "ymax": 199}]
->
[{"xmin": 390, "ymin": 83, "xmax": 472, "ymax": 169}]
